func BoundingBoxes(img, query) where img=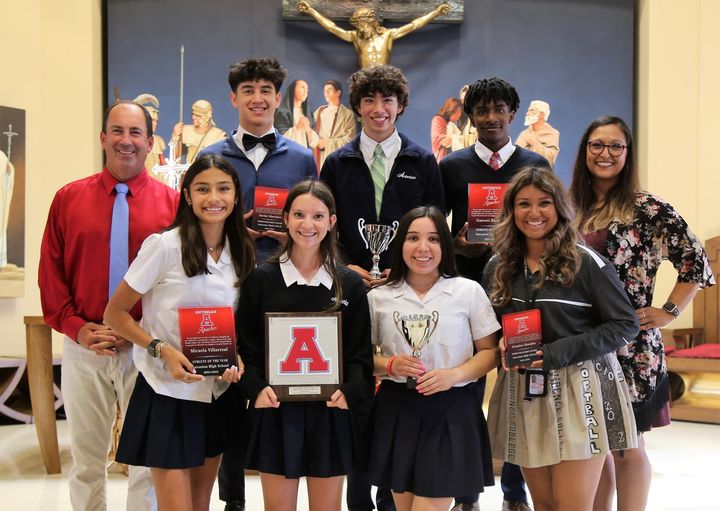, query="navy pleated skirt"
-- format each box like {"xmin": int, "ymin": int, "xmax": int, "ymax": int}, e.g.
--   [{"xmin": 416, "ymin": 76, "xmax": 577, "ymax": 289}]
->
[
  {"xmin": 243, "ymin": 401, "xmax": 355, "ymax": 478},
  {"xmin": 116, "ymin": 373, "xmax": 245, "ymax": 469},
  {"xmin": 366, "ymin": 379, "xmax": 495, "ymax": 498}
]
